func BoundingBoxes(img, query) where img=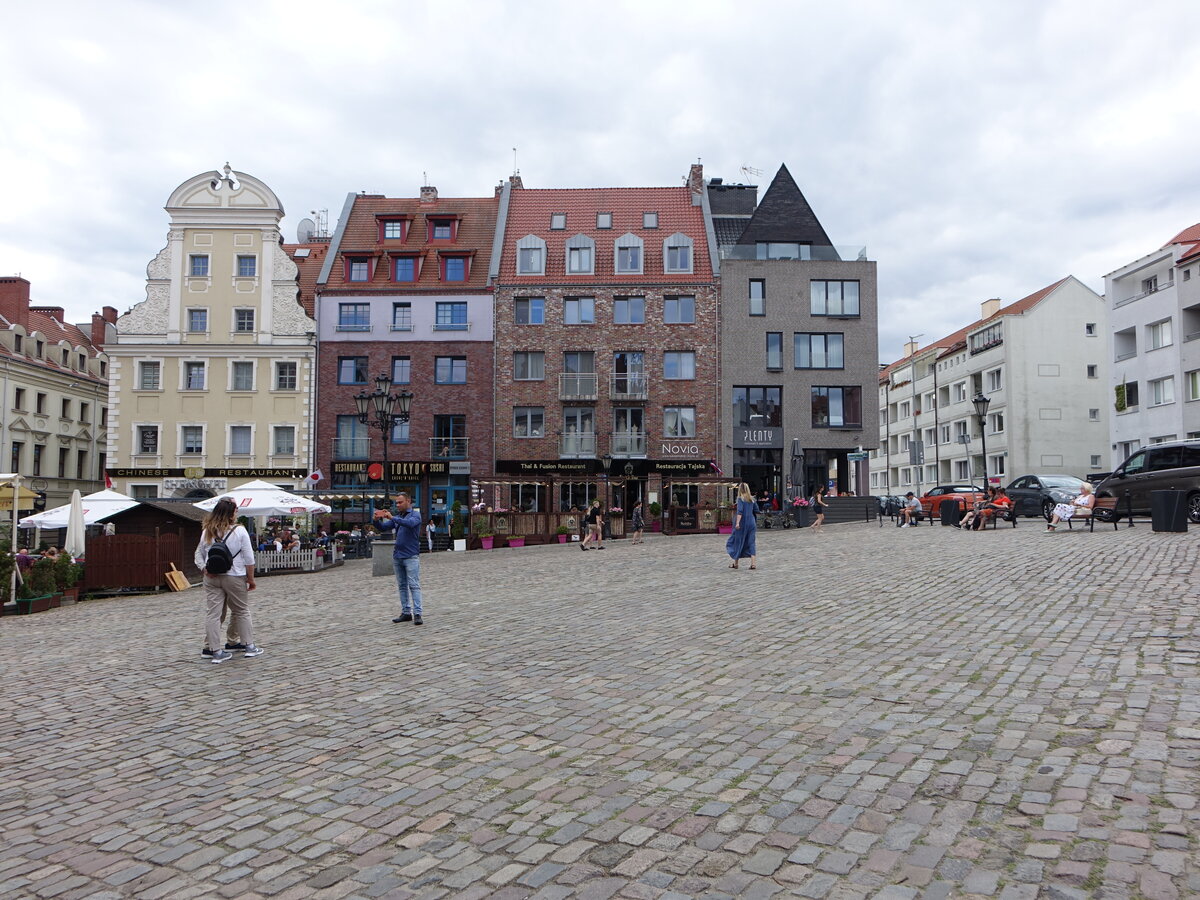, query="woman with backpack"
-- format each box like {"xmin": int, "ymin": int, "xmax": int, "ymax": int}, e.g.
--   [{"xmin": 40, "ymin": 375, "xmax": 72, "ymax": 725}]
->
[{"xmin": 195, "ymin": 497, "xmax": 261, "ymax": 664}]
